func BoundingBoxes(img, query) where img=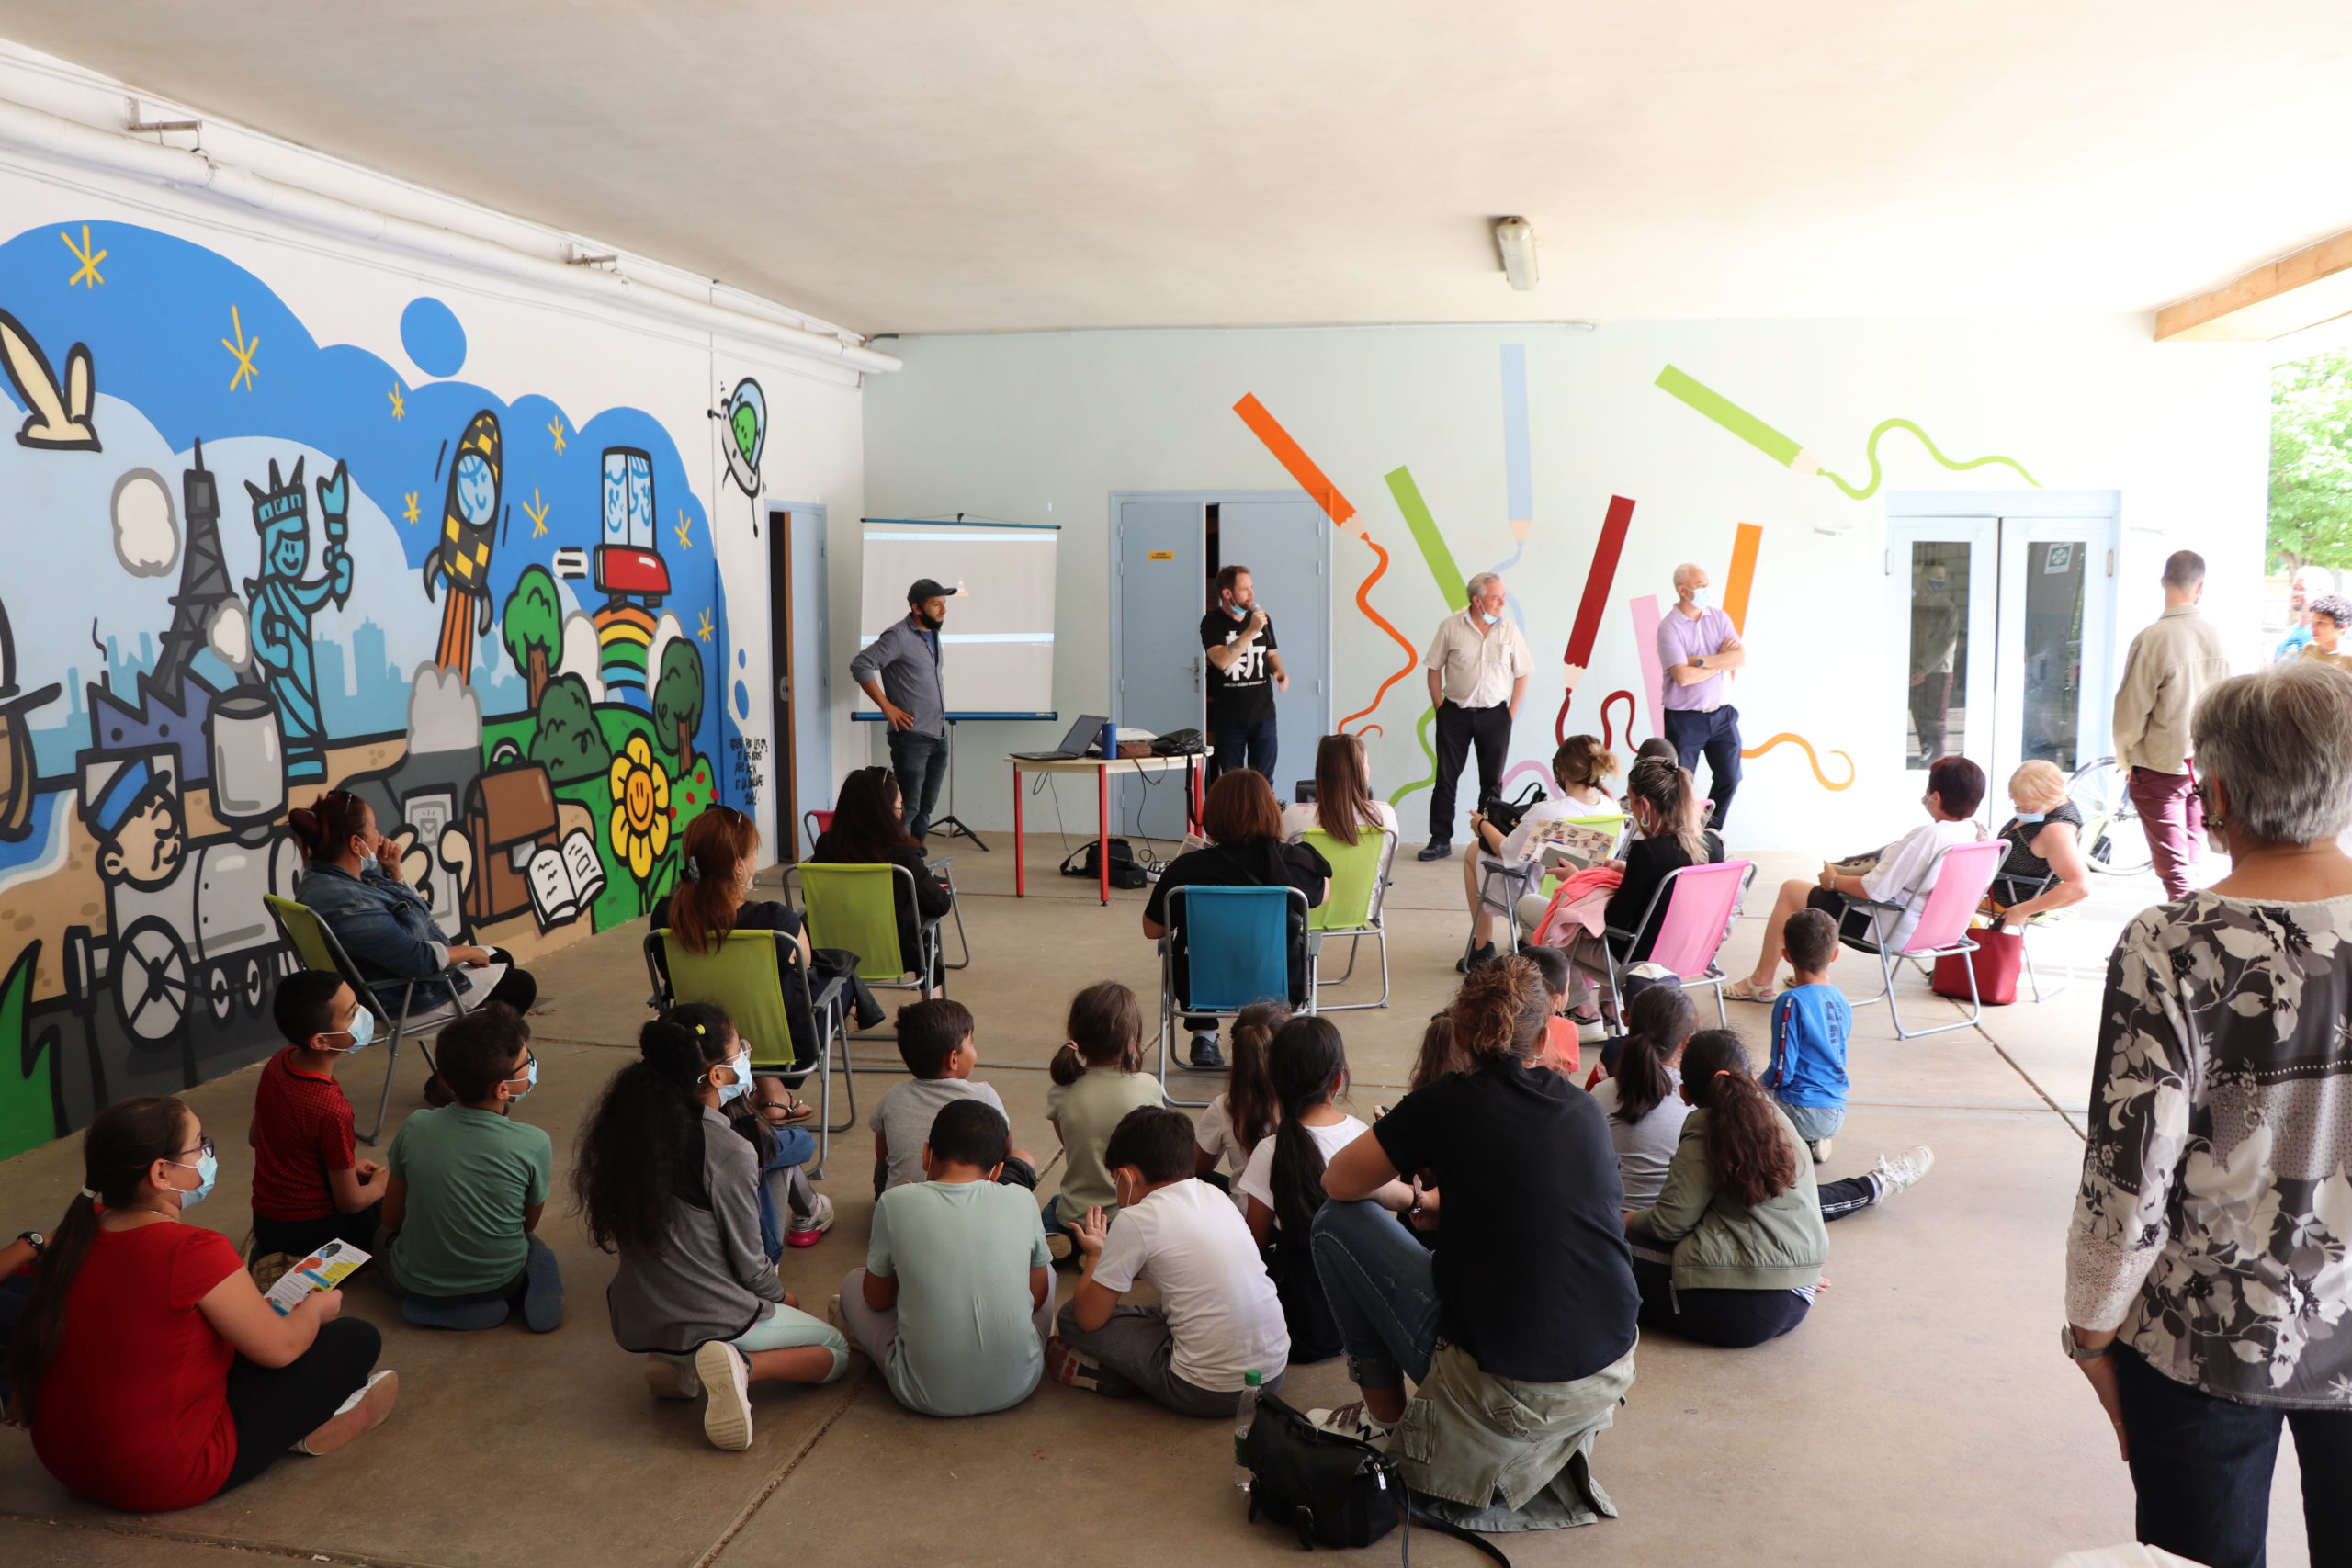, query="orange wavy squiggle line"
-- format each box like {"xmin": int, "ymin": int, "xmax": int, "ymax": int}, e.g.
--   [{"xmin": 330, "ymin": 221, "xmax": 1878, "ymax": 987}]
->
[
  {"xmin": 1335, "ymin": 531, "xmax": 1419, "ymax": 735},
  {"xmin": 1358, "ymin": 725, "xmax": 1385, "ymax": 741},
  {"xmin": 1739, "ymin": 732, "xmax": 1857, "ymax": 791}
]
